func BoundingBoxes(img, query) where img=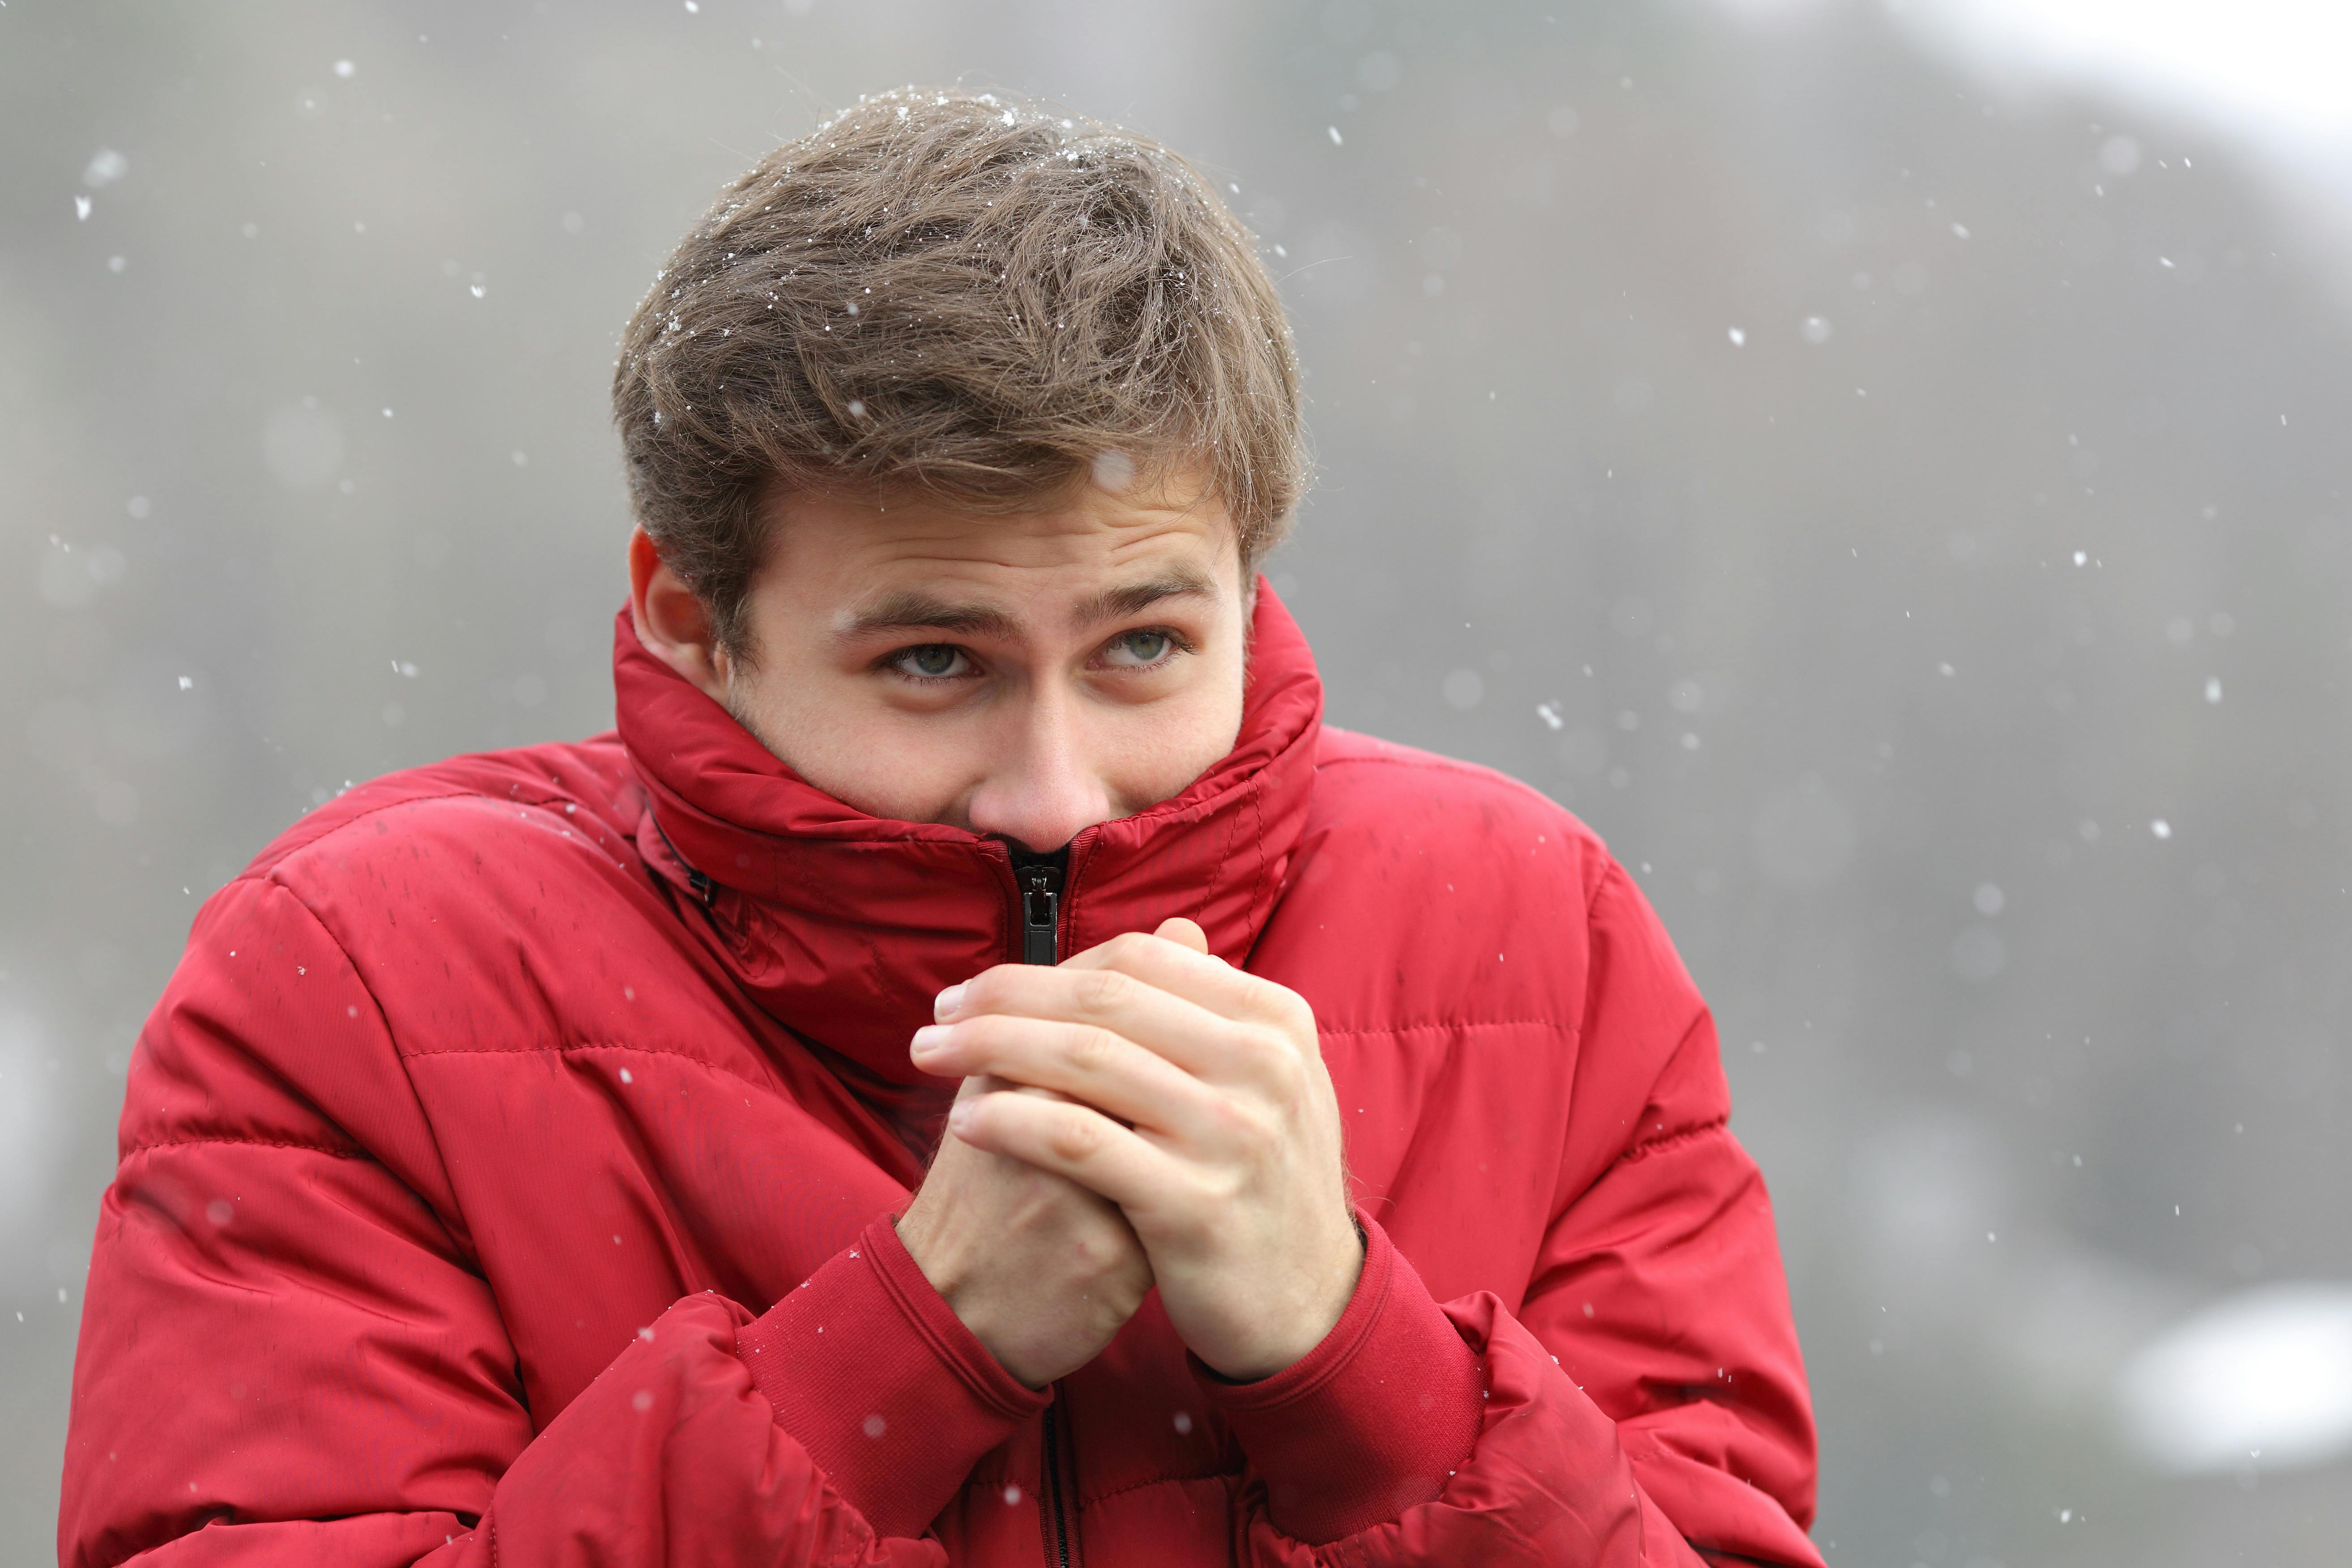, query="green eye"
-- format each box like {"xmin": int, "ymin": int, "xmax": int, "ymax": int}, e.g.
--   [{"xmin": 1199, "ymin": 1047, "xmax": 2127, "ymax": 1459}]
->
[
  {"xmin": 1103, "ymin": 630, "xmax": 1173, "ymax": 667},
  {"xmin": 895, "ymin": 644, "xmax": 967, "ymax": 678}
]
